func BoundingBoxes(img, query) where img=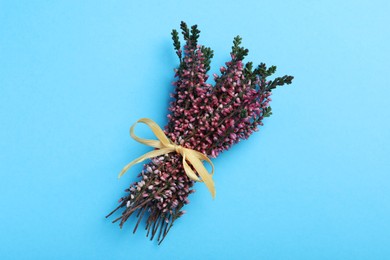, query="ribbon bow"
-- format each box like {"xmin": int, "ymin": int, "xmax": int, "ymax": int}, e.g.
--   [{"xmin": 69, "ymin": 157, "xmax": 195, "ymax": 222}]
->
[{"xmin": 118, "ymin": 118, "xmax": 216, "ymax": 198}]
